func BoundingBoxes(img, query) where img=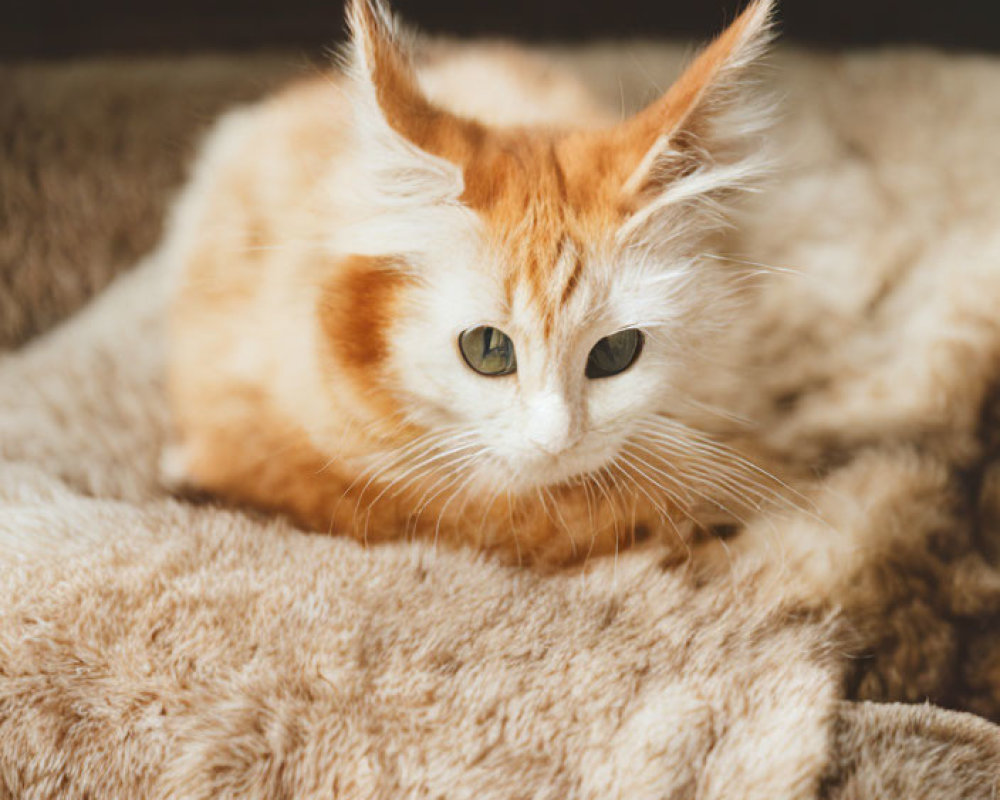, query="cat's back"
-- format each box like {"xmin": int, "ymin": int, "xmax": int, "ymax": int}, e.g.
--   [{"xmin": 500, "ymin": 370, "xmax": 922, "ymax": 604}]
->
[
  {"xmin": 416, "ymin": 43, "xmax": 613, "ymax": 127},
  {"xmin": 165, "ymin": 76, "xmax": 346, "ymax": 413}
]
